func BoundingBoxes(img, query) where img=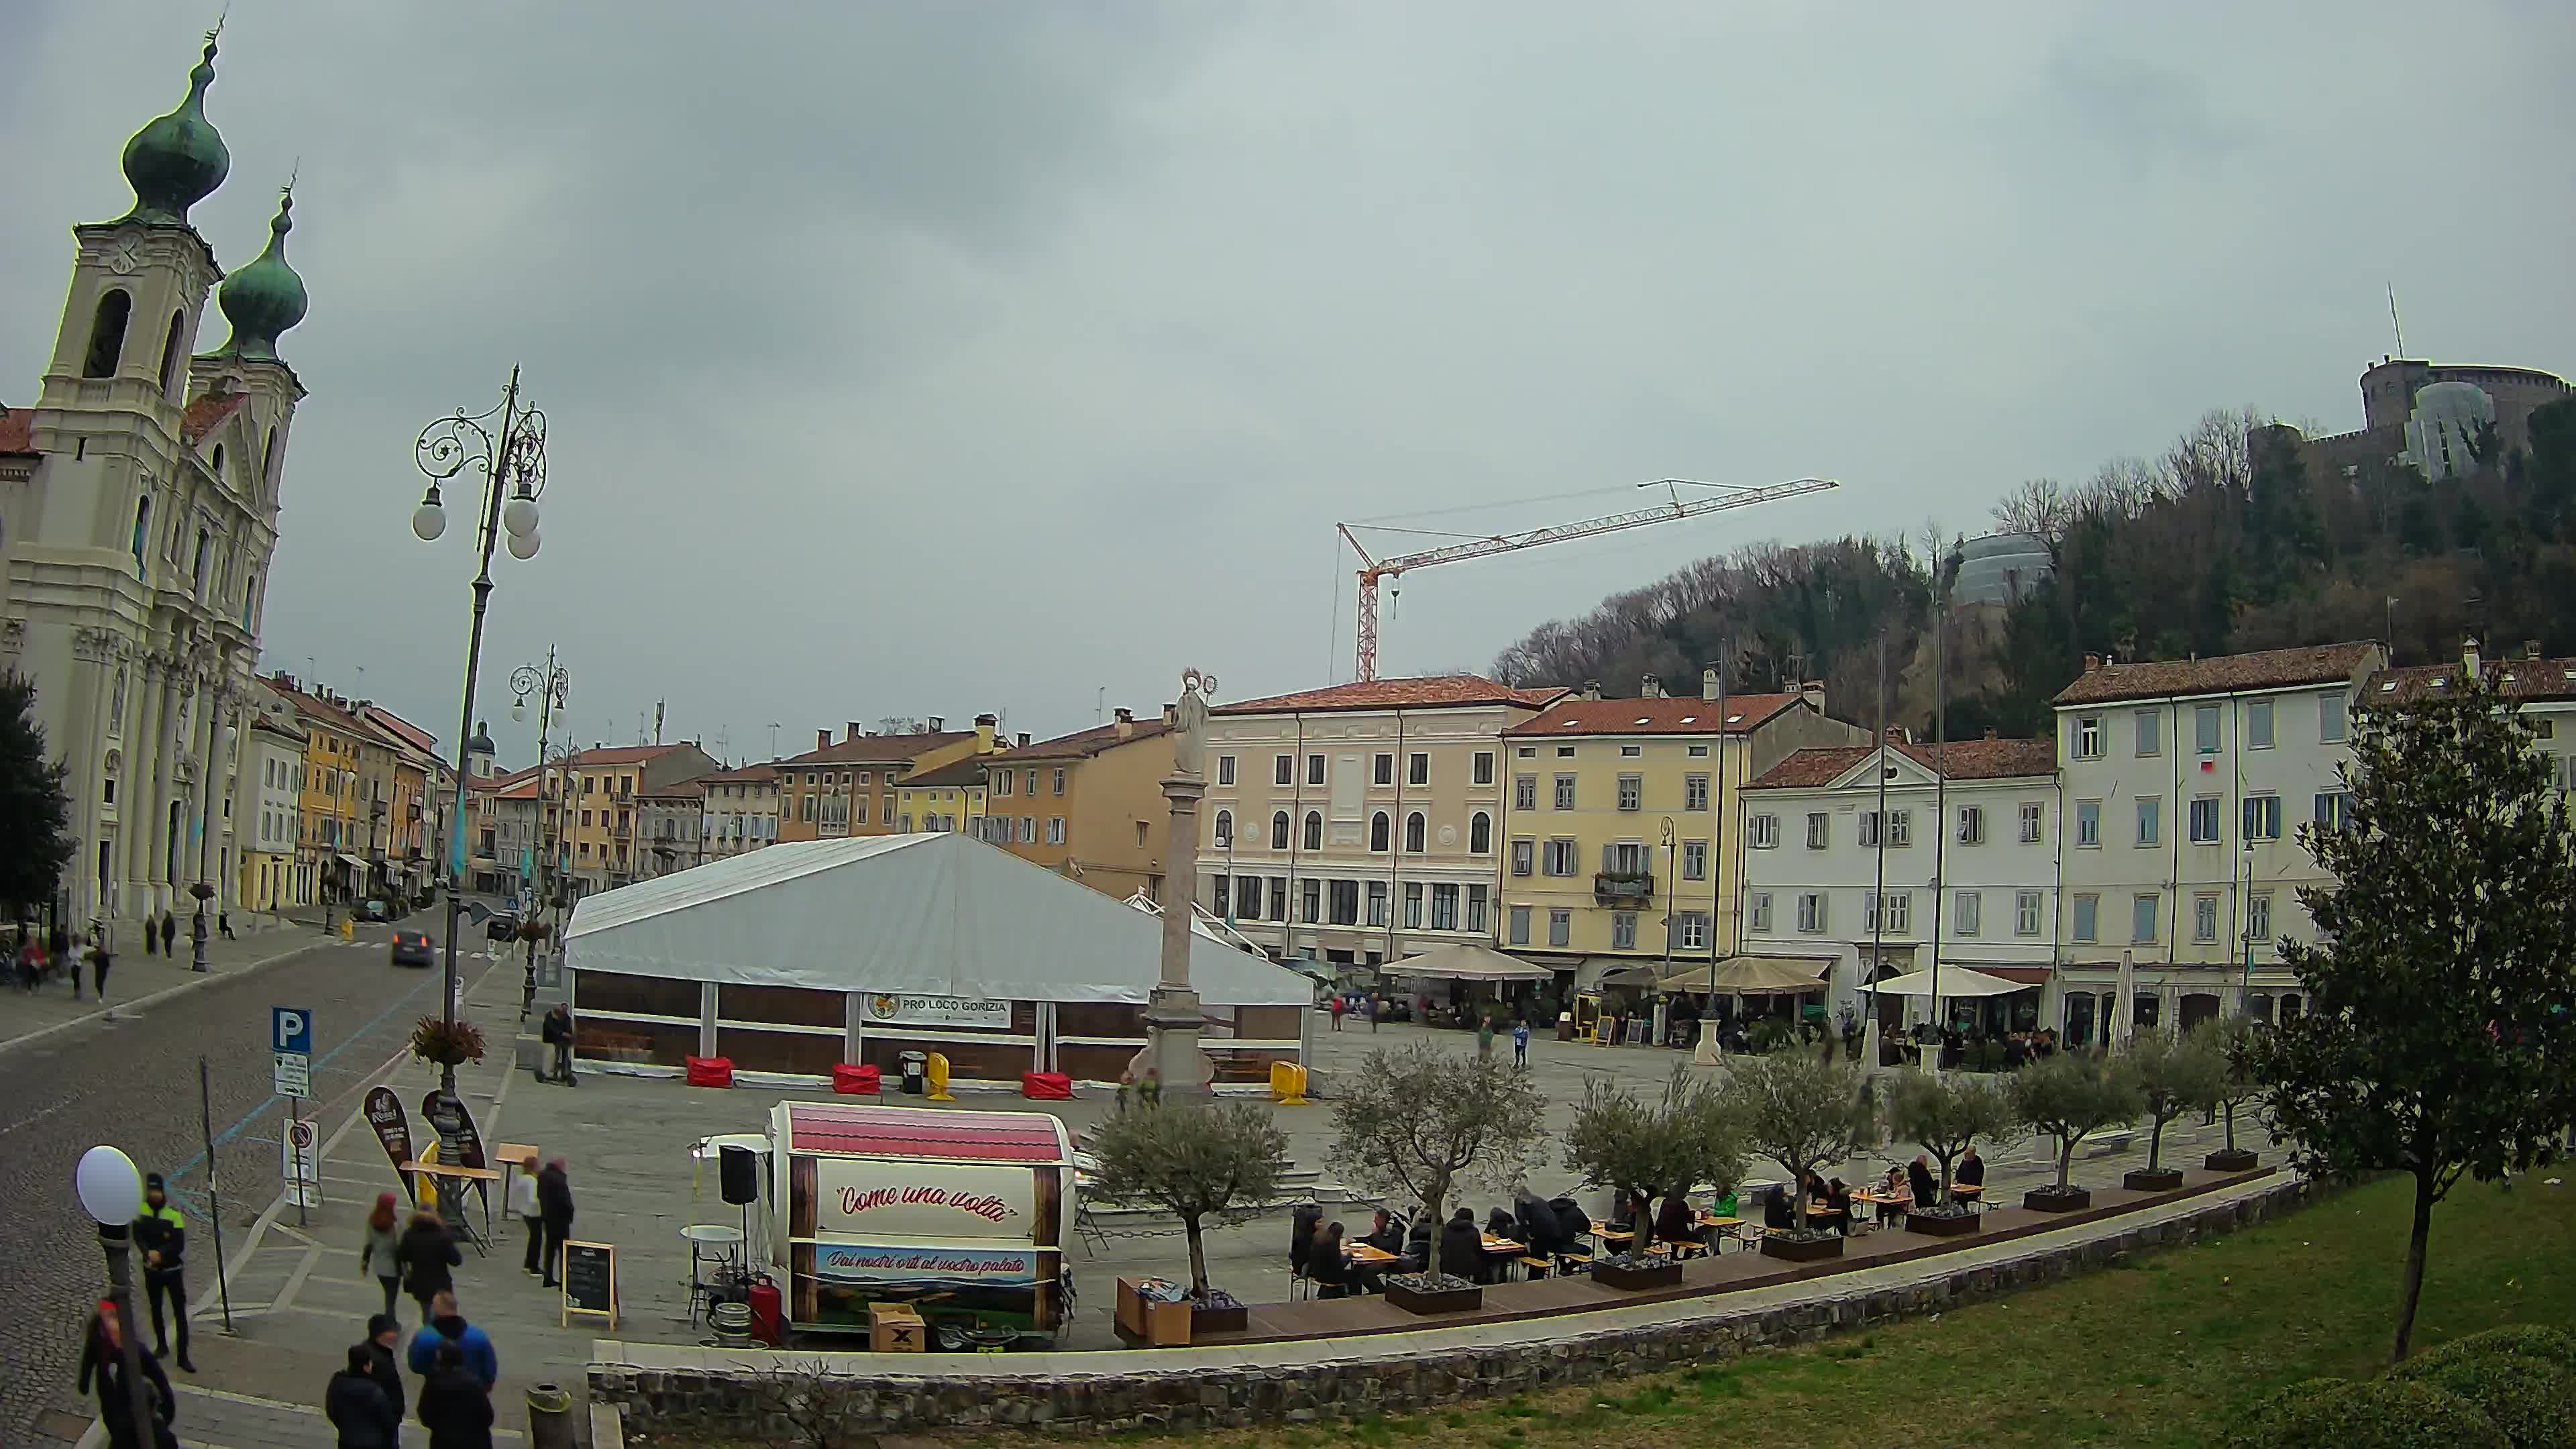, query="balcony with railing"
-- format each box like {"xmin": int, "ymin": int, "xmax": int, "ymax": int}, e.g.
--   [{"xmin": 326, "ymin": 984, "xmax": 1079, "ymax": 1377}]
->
[{"xmin": 1593, "ymin": 870, "xmax": 1655, "ymax": 904}]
